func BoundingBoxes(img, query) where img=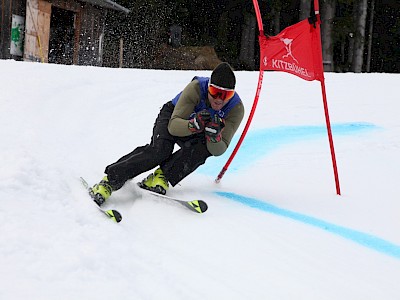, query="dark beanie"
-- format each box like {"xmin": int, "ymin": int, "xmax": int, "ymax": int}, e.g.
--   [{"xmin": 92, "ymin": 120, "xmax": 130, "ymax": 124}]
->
[{"xmin": 210, "ymin": 62, "xmax": 236, "ymax": 89}]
